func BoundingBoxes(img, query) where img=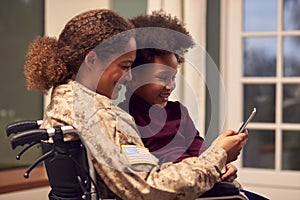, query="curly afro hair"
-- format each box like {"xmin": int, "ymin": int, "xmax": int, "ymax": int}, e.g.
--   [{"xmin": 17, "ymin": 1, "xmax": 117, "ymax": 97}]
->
[
  {"xmin": 129, "ymin": 10, "xmax": 195, "ymax": 68},
  {"xmin": 24, "ymin": 9, "xmax": 134, "ymax": 93}
]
